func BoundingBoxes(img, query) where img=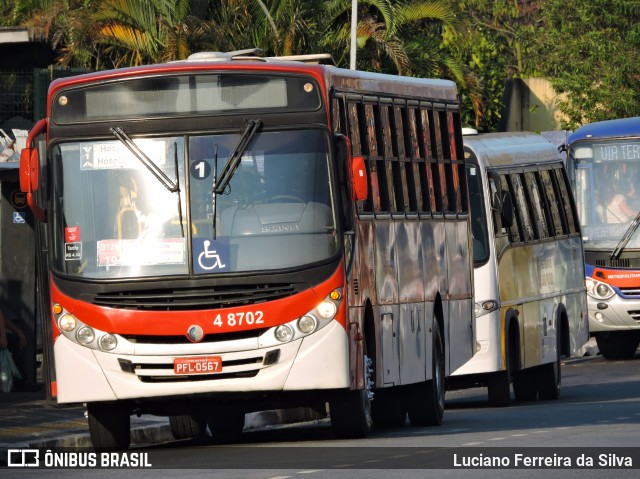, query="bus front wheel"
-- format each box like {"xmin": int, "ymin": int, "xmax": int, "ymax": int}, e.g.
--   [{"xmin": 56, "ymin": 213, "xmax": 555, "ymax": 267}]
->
[
  {"xmin": 596, "ymin": 332, "xmax": 640, "ymax": 360},
  {"xmin": 330, "ymin": 344, "xmax": 373, "ymax": 438},
  {"xmin": 87, "ymin": 402, "xmax": 131, "ymax": 451}
]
